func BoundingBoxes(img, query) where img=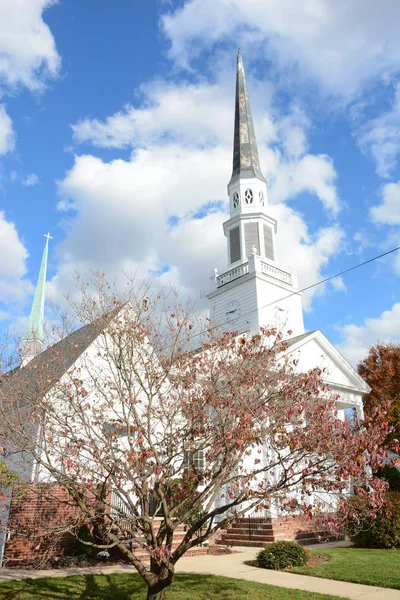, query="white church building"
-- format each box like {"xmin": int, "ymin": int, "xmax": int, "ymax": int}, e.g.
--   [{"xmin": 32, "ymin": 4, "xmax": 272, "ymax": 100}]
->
[{"xmin": 0, "ymin": 52, "xmax": 370, "ymax": 562}]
